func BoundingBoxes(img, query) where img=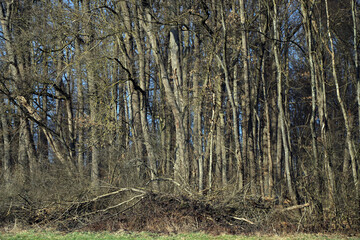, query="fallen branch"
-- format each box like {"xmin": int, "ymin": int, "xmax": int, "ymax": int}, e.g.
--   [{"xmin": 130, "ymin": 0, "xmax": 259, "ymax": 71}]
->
[
  {"xmin": 231, "ymin": 216, "xmax": 255, "ymax": 225},
  {"xmin": 74, "ymin": 188, "xmax": 146, "ymax": 205},
  {"xmin": 50, "ymin": 188, "xmax": 147, "ymax": 223},
  {"xmin": 55, "ymin": 193, "xmax": 146, "ymax": 225},
  {"xmin": 81, "ymin": 193, "xmax": 146, "ymax": 216},
  {"xmin": 278, "ymin": 203, "xmax": 310, "ymax": 212}
]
